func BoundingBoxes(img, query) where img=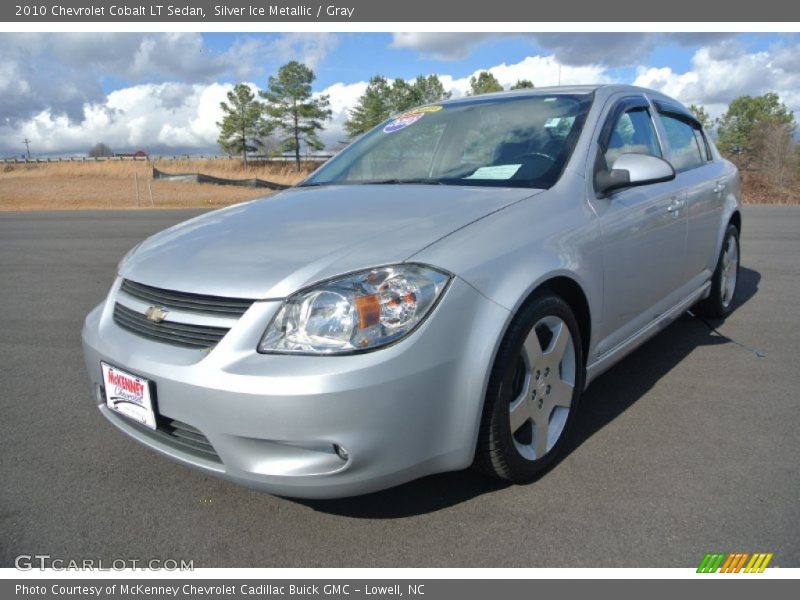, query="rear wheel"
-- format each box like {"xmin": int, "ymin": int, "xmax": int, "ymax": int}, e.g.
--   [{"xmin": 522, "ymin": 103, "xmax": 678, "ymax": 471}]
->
[
  {"xmin": 696, "ymin": 224, "xmax": 740, "ymax": 319},
  {"xmin": 474, "ymin": 293, "xmax": 584, "ymax": 482}
]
